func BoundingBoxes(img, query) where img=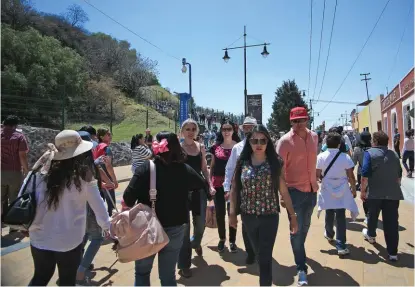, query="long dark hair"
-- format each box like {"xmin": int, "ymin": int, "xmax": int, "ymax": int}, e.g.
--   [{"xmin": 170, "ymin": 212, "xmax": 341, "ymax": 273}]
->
[
  {"xmin": 215, "ymin": 119, "xmax": 241, "ymax": 144},
  {"xmin": 233, "ymin": 124, "xmax": 282, "ymax": 197},
  {"xmin": 131, "ymin": 134, "xmax": 144, "ymax": 149},
  {"xmin": 44, "ymin": 150, "xmax": 98, "ymax": 210},
  {"xmin": 155, "ymin": 131, "xmax": 186, "ymax": 164}
]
